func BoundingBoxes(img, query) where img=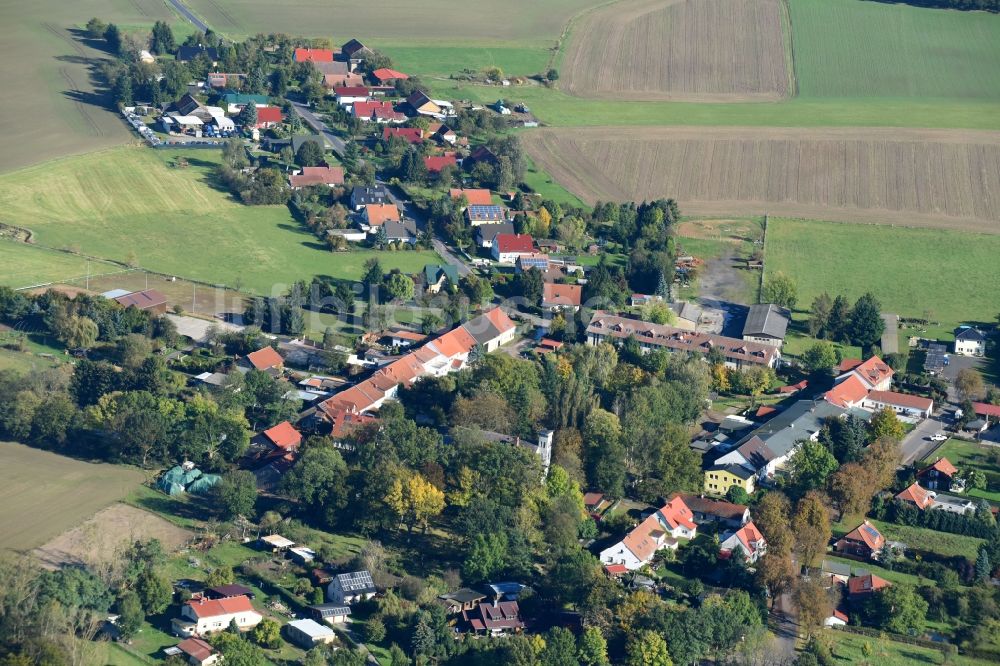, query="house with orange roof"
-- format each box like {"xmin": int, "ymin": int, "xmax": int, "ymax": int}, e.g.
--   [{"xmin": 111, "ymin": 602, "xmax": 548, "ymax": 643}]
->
[
  {"xmin": 835, "ymin": 520, "xmax": 885, "ymax": 560},
  {"xmin": 824, "ymin": 374, "xmax": 869, "ymax": 409},
  {"xmin": 261, "ymin": 421, "xmax": 302, "ymax": 452},
  {"xmin": 295, "ymin": 48, "xmax": 334, "ymax": 63},
  {"xmin": 542, "ymin": 283, "xmax": 583, "ymax": 311},
  {"xmin": 840, "ymin": 355, "xmax": 894, "ymax": 391},
  {"xmin": 895, "ymin": 482, "xmax": 934, "ymax": 510},
  {"xmin": 450, "ymin": 188, "xmax": 492, "ymax": 208},
  {"xmin": 599, "ymin": 496, "xmax": 697, "ymax": 570},
  {"xmin": 171, "ymin": 595, "xmax": 262, "ymax": 637},
  {"xmin": 371, "ymin": 68, "xmax": 409, "ymax": 85},
  {"xmin": 289, "ymin": 166, "xmax": 345, "ymax": 189},
  {"xmin": 918, "ymin": 457, "xmax": 958, "ymax": 491},
  {"xmin": 243, "ymin": 347, "xmax": 284, "ymax": 374},
  {"xmin": 847, "ymin": 573, "xmax": 890, "ymax": 598},
  {"xmin": 362, "ymin": 203, "xmax": 400, "ymax": 229},
  {"xmin": 254, "ymin": 106, "xmax": 284, "ymax": 129},
  {"xmin": 719, "ymin": 521, "xmax": 767, "ymax": 563},
  {"xmin": 169, "ymin": 637, "xmax": 220, "ymax": 666}
]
